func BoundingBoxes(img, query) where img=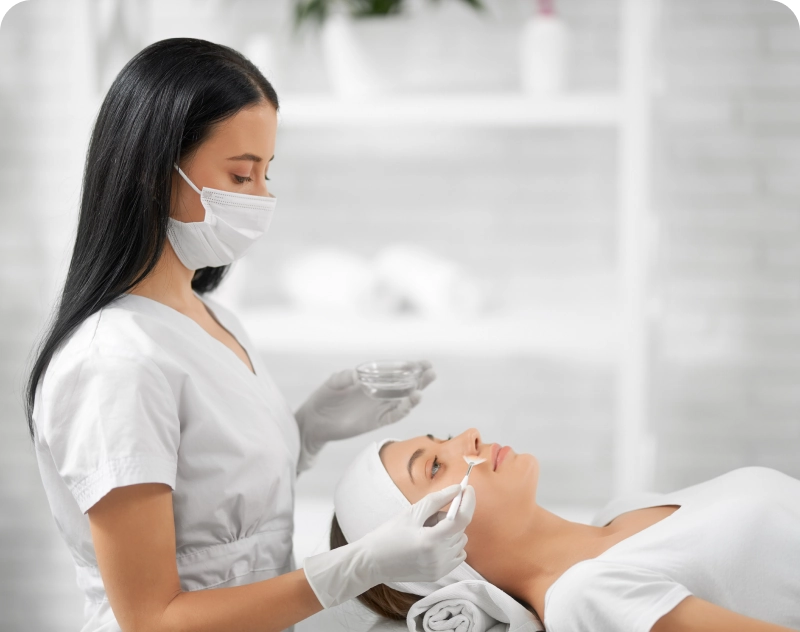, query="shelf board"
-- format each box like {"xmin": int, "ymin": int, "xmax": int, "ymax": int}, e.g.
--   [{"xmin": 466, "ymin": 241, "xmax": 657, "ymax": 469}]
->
[
  {"xmin": 238, "ymin": 307, "xmax": 617, "ymax": 362},
  {"xmin": 276, "ymin": 92, "xmax": 622, "ymax": 128}
]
